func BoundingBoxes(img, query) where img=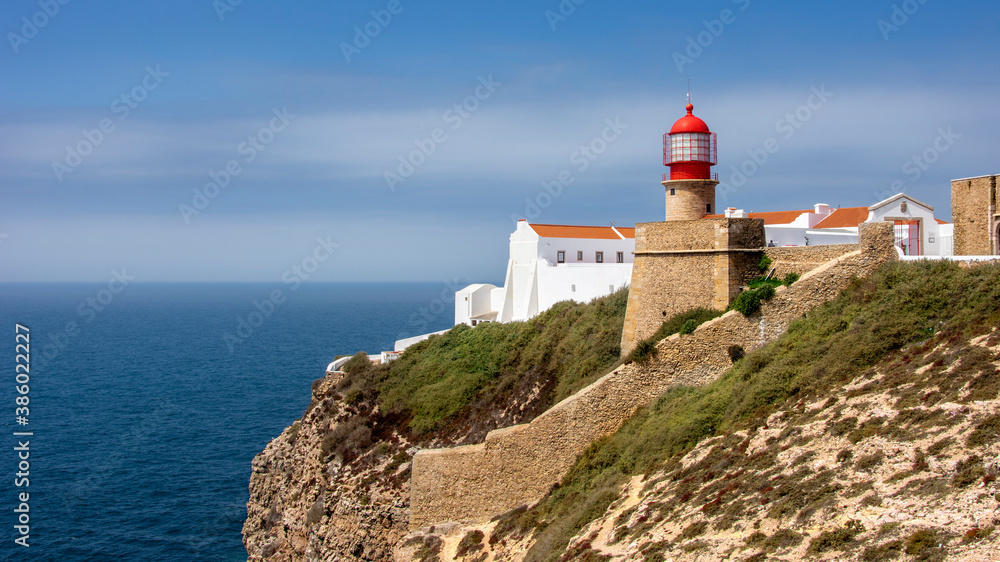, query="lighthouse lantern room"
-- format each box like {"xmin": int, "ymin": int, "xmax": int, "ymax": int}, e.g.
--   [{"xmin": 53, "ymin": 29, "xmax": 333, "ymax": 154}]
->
[
  {"xmin": 663, "ymin": 103, "xmax": 717, "ymax": 180},
  {"xmin": 661, "ymin": 102, "xmax": 720, "ymax": 222}
]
